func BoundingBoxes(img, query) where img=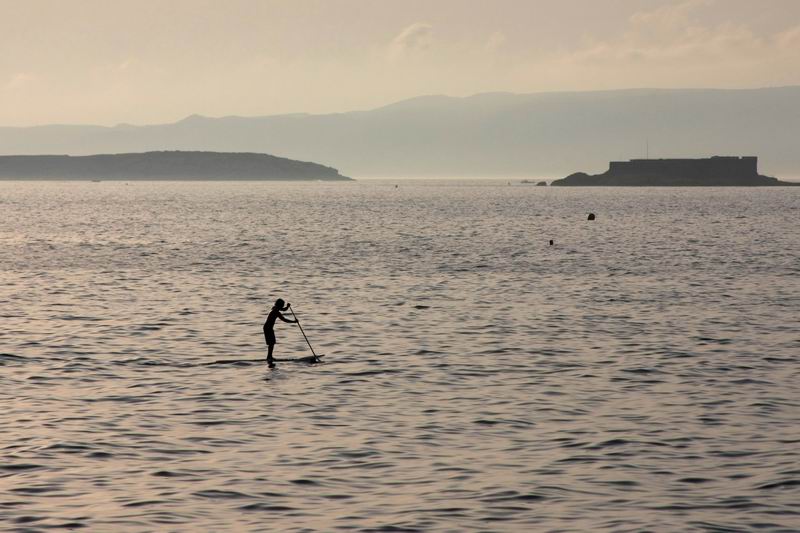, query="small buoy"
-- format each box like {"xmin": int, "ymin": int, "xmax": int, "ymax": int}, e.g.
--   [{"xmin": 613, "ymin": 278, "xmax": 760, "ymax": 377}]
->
[
  {"xmin": 587, "ymin": 213, "xmax": 596, "ymax": 221},
  {"xmin": 549, "ymin": 240, "xmax": 554, "ymax": 246}
]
